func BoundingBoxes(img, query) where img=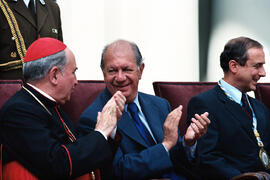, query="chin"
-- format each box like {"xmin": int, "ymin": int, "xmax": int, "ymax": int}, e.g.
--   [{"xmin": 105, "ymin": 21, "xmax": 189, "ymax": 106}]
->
[
  {"xmin": 58, "ymin": 101, "xmax": 65, "ymax": 105},
  {"xmin": 63, "ymin": 96, "xmax": 71, "ymax": 104},
  {"xmin": 252, "ymin": 82, "xmax": 258, "ymax": 90},
  {"xmin": 248, "ymin": 85, "xmax": 256, "ymax": 91},
  {"xmin": 121, "ymin": 90, "xmax": 129, "ymax": 96},
  {"xmin": 251, "ymin": 86, "xmax": 257, "ymax": 91}
]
